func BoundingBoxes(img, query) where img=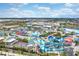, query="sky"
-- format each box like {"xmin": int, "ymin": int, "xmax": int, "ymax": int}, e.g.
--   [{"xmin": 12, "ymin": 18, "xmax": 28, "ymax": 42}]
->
[{"xmin": 0, "ymin": 3, "xmax": 79, "ymax": 18}]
